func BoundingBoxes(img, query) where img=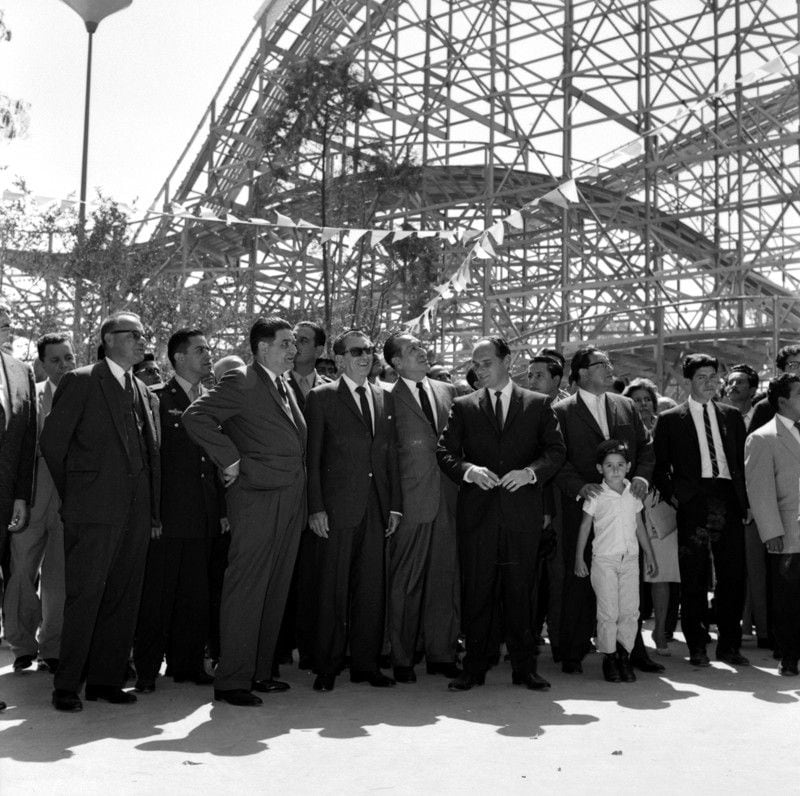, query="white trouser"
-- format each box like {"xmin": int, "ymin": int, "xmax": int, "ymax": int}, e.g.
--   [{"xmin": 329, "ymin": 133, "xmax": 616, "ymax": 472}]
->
[{"xmin": 590, "ymin": 551, "xmax": 639, "ymax": 654}]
